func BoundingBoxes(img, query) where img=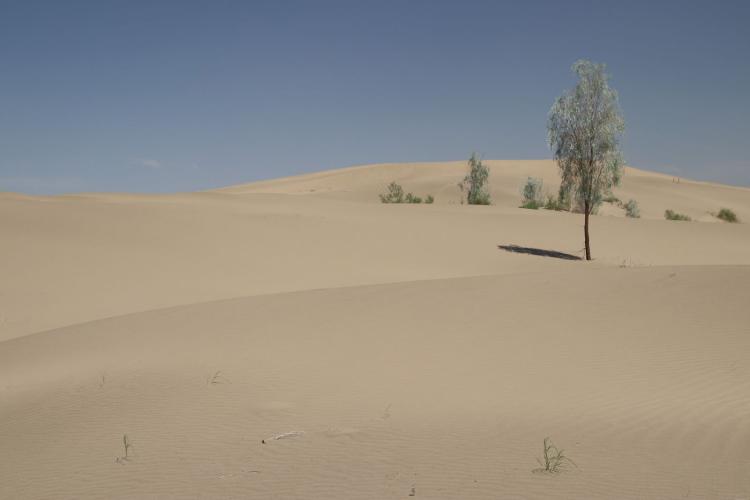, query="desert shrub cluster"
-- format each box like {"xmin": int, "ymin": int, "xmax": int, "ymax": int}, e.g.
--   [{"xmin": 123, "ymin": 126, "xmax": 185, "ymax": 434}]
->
[
  {"xmin": 379, "ymin": 182, "xmax": 433, "ymax": 204},
  {"xmin": 665, "ymin": 209, "xmax": 691, "ymax": 221}
]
